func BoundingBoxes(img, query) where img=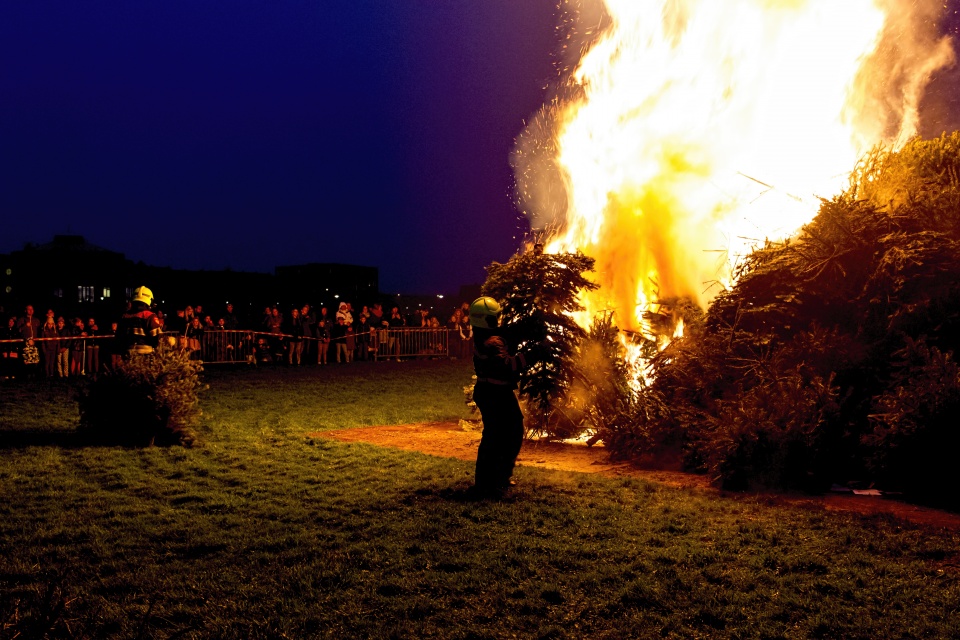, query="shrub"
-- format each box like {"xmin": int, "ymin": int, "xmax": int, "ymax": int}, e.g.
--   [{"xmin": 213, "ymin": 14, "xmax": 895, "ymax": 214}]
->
[
  {"xmin": 77, "ymin": 342, "xmax": 203, "ymax": 446},
  {"xmin": 865, "ymin": 339, "xmax": 960, "ymax": 507}
]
